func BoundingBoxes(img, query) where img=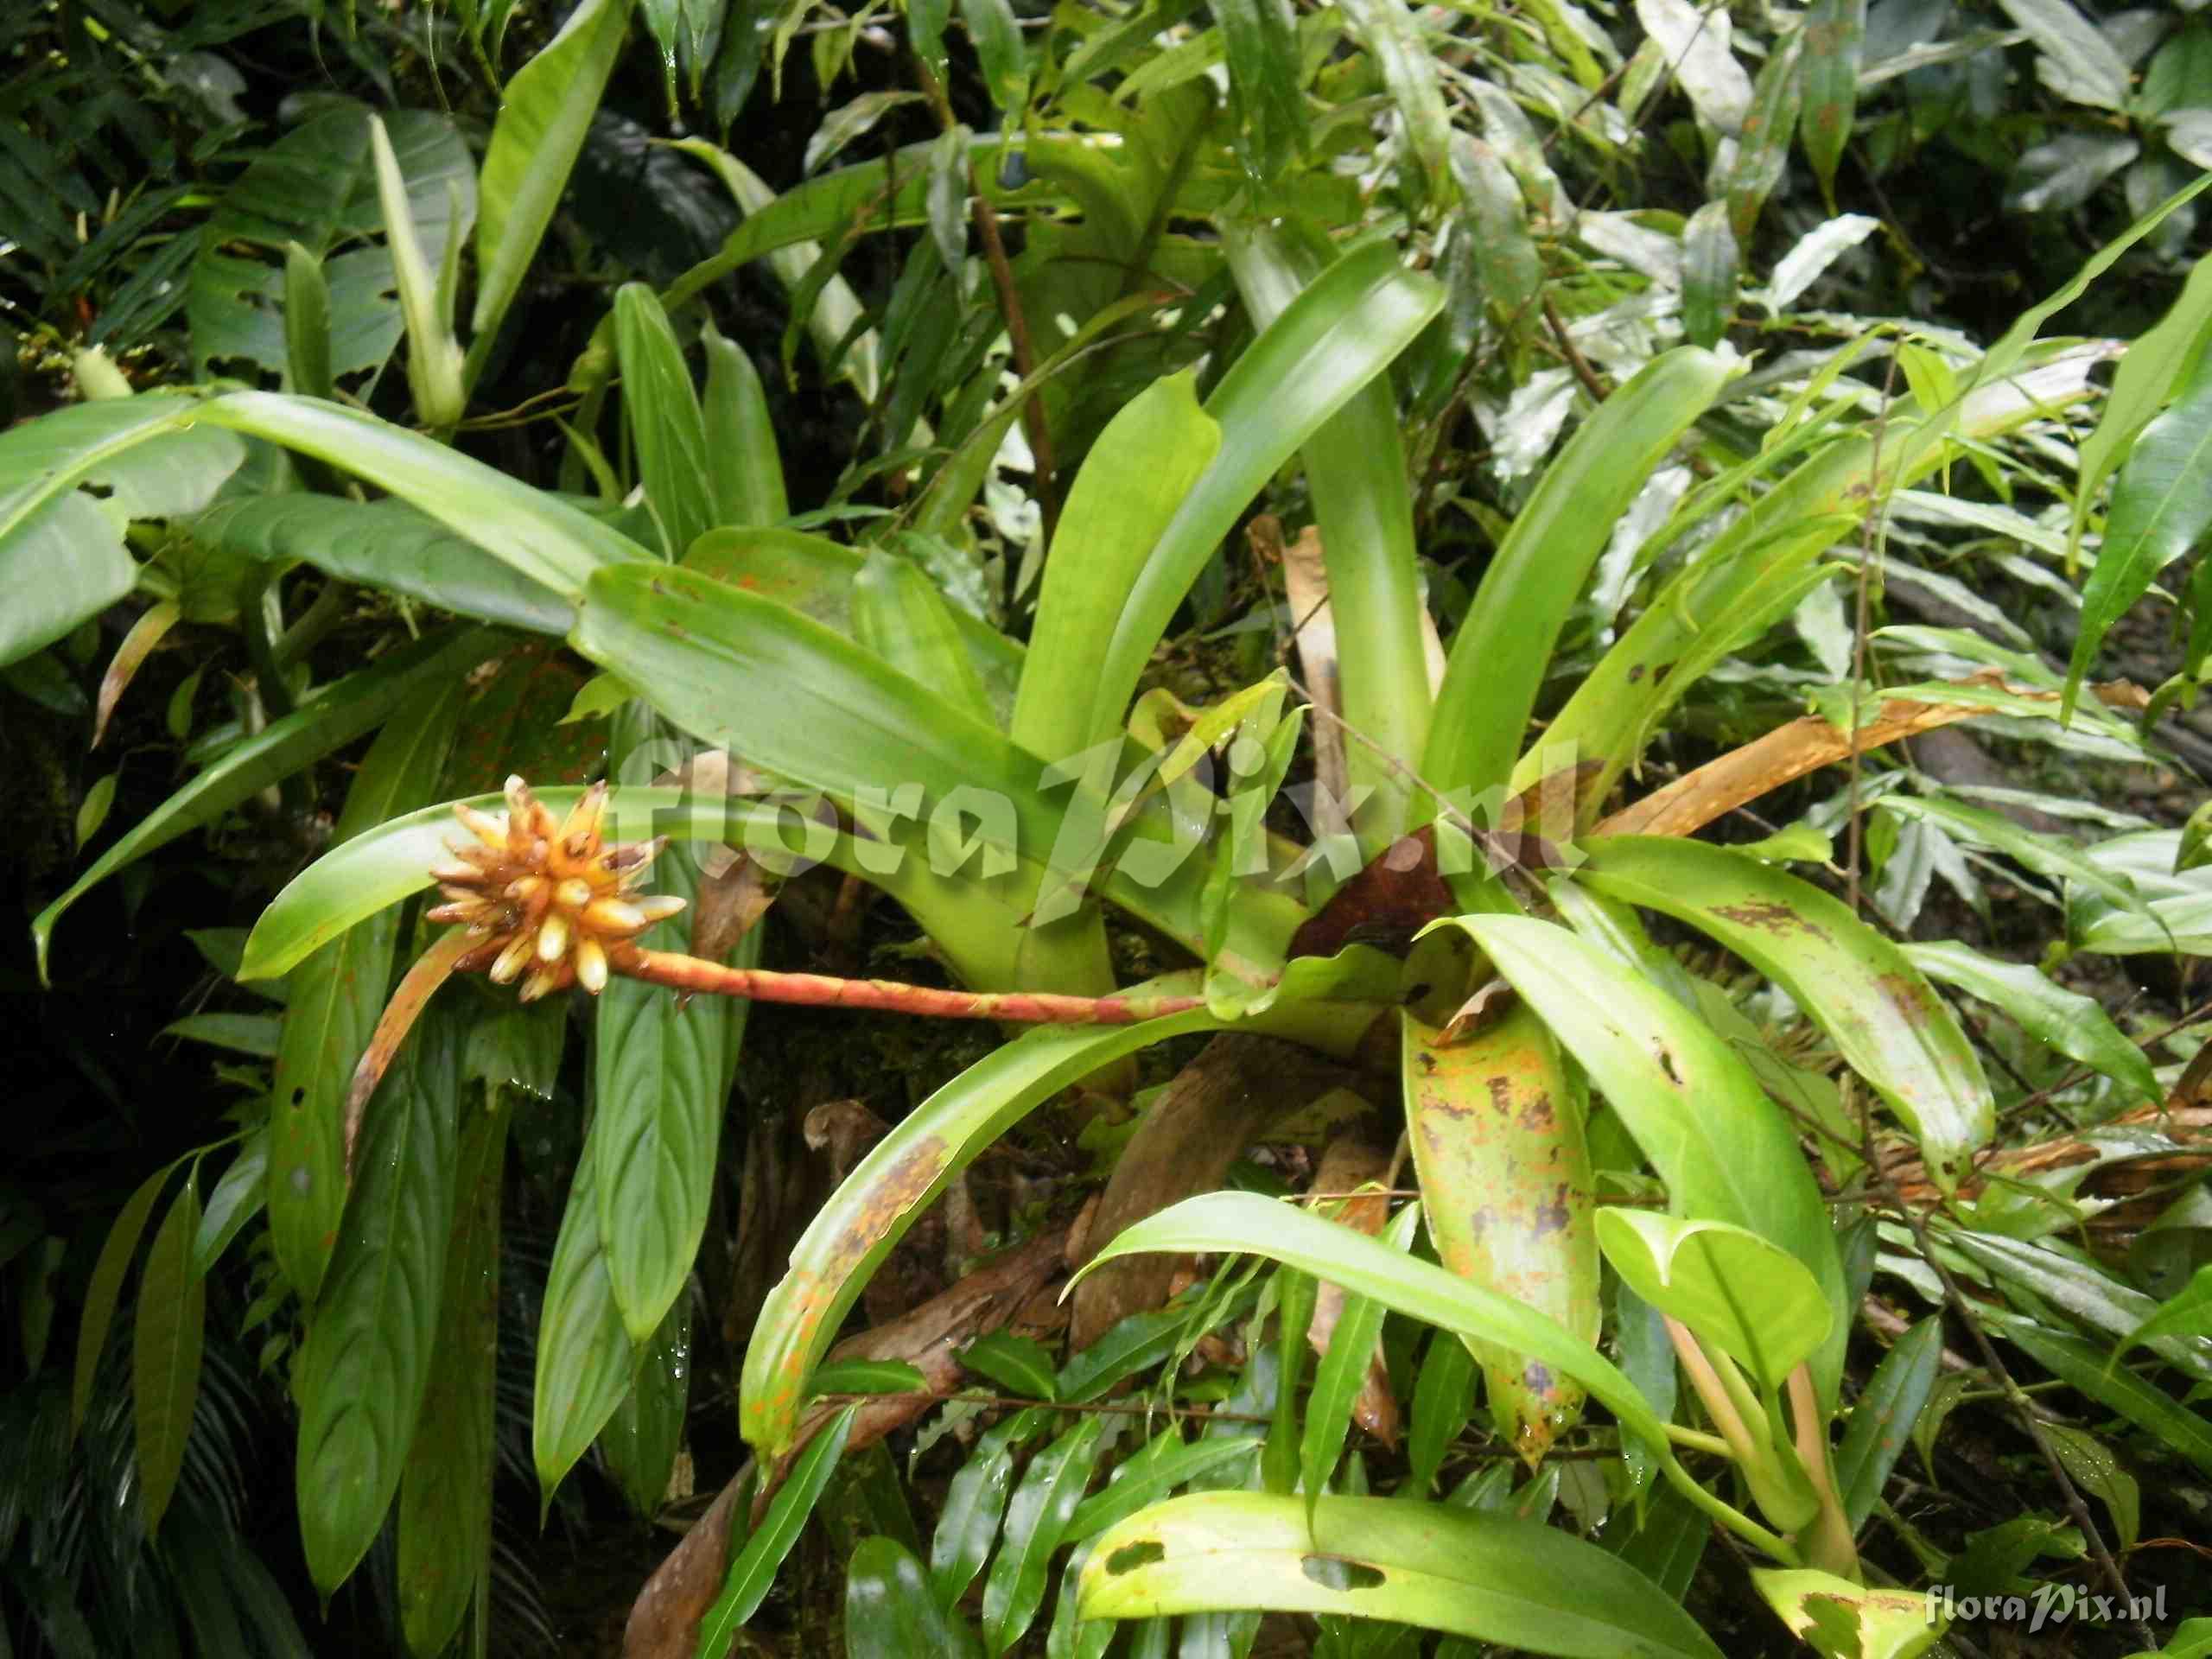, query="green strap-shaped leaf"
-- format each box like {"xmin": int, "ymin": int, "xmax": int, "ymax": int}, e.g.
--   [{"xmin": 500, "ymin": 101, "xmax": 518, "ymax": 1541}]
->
[
  {"xmin": 741, "ymin": 1003, "xmax": 1223, "ymax": 1454},
  {"xmin": 1077, "ymin": 1491, "xmax": 1726, "ymax": 1659},
  {"xmin": 1089, "ymin": 244, "xmax": 1442, "ymax": 752},
  {"xmin": 699, "ymin": 1406, "xmax": 859, "ymax": 1655},
  {"xmin": 1405, "ymin": 1003, "xmax": 1599, "ymax": 1459},
  {"xmin": 193, "ymin": 495, "xmax": 574, "ymax": 634},
  {"xmin": 701, "ymin": 319, "xmax": 789, "ymax": 528},
  {"xmin": 1902, "ymin": 938, "xmax": 2158, "ymax": 1105},
  {"xmin": 397, "ymin": 1096, "xmax": 509, "ymax": 1656},
  {"xmin": 270, "ymin": 674, "xmax": 464, "ymax": 1302},
  {"xmin": 1301, "ymin": 1205, "xmax": 1417, "ymax": 1512},
  {"xmin": 1011, "ymin": 372, "xmax": 1223, "ymax": 763},
  {"xmin": 35, "ymin": 626, "xmax": 495, "ymax": 985},
  {"xmin": 0, "ymin": 493, "xmax": 137, "ymax": 671},
  {"xmin": 933, "ymin": 1409, "xmax": 1046, "ymax": 1611},
  {"xmin": 468, "ymin": 0, "xmax": 638, "ymax": 379},
  {"xmin": 615, "ymin": 283, "xmax": 715, "ymax": 557},
  {"xmin": 1426, "ymin": 348, "xmax": 1731, "ymax": 803},
  {"xmin": 1446, "ymin": 912, "xmax": 1848, "ymax": 1404},
  {"xmin": 296, "ymin": 1001, "xmax": 462, "ymax": 1594},
  {"xmin": 1986, "ymin": 1313, "xmax": 2212, "ymax": 1478},
  {"xmin": 133, "ymin": 1173, "xmax": 207, "ymax": 1538},
  {"xmin": 1227, "ymin": 226, "xmax": 1434, "ymax": 849},
  {"xmin": 1799, "ymin": 0, "xmax": 1866, "ymax": 202},
  {"xmin": 1573, "ymin": 836, "xmax": 1994, "ymax": 1193}
]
